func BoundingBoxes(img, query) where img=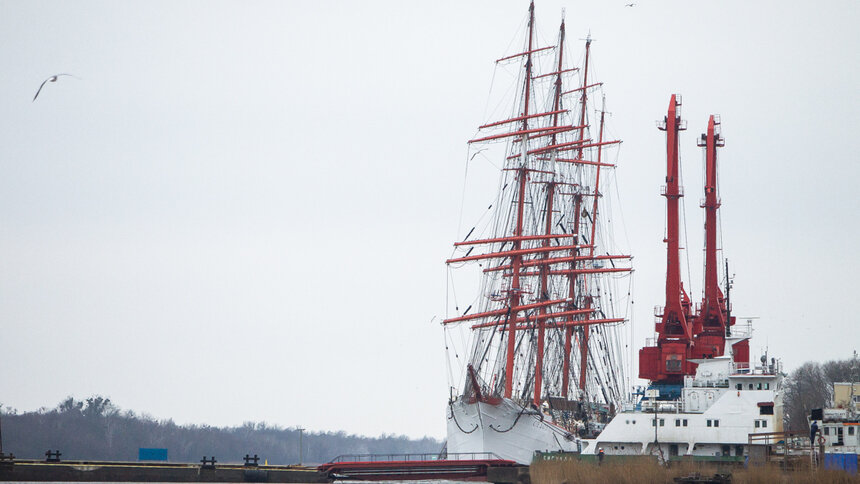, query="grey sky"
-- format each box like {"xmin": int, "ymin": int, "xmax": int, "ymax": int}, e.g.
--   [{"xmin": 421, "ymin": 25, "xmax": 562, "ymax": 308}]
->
[{"xmin": 0, "ymin": 1, "xmax": 857, "ymax": 440}]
